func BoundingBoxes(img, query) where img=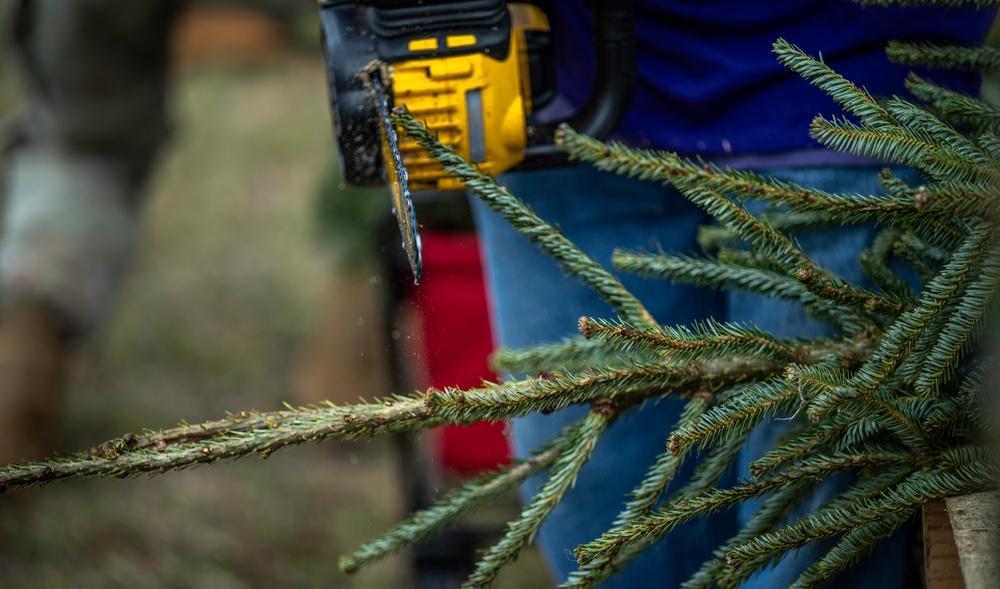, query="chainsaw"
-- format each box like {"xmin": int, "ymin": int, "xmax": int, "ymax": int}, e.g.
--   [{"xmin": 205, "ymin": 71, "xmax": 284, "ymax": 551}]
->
[{"xmin": 318, "ymin": 0, "xmax": 636, "ymax": 282}]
